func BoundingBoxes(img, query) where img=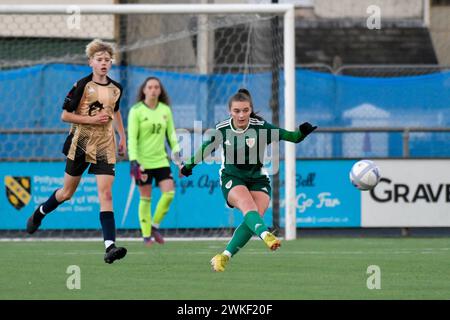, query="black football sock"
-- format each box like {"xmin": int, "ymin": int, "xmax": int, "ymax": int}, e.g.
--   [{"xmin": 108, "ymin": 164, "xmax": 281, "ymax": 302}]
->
[{"xmin": 41, "ymin": 189, "xmax": 63, "ymax": 214}]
